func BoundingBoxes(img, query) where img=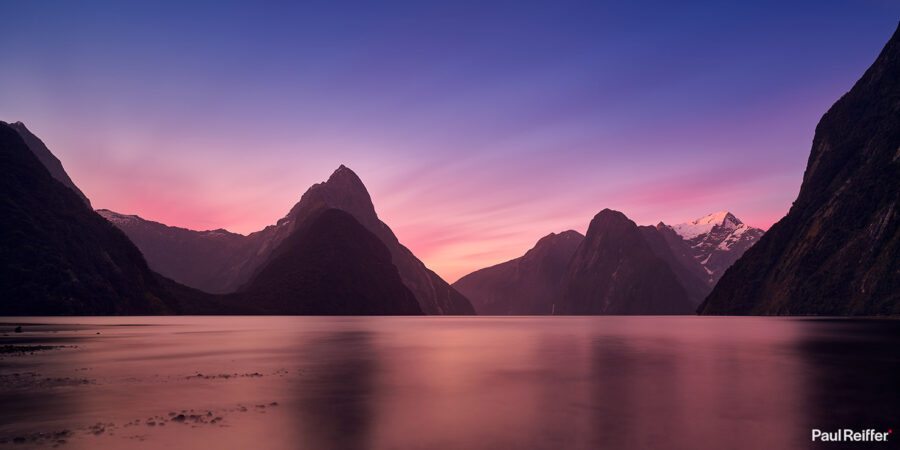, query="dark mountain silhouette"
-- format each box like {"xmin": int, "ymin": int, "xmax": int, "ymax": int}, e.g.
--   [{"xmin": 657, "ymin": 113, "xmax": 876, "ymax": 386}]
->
[
  {"xmin": 1, "ymin": 121, "xmax": 428, "ymax": 316},
  {"xmin": 239, "ymin": 208, "xmax": 423, "ymax": 315},
  {"xmin": 452, "ymin": 230, "xmax": 583, "ymax": 314},
  {"xmin": 559, "ymin": 209, "xmax": 695, "ymax": 314},
  {"xmin": 96, "ymin": 210, "xmax": 257, "ymax": 294},
  {"xmin": 453, "ymin": 209, "xmax": 762, "ymax": 314},
  {"xmin": 638, "ymin": 225, "xmax": 712, "ymax": 305},
  {"xmin": 8, "ymin": 121, "xmax": 91, "ymax": 208},
  {"xmin": 244, "ymin": 165, "xmax": 473, "ymax": 314},
  {"xmin": 103, "ymin": 165, "xmax": 475, "ymax": 314},
  {"xmin": 700, "ymin": 23, "xmax": 900, "ymax": 315},
  {"xmin": 0, "ymin": 121, "xmax": 181, "ymax": 315}
]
